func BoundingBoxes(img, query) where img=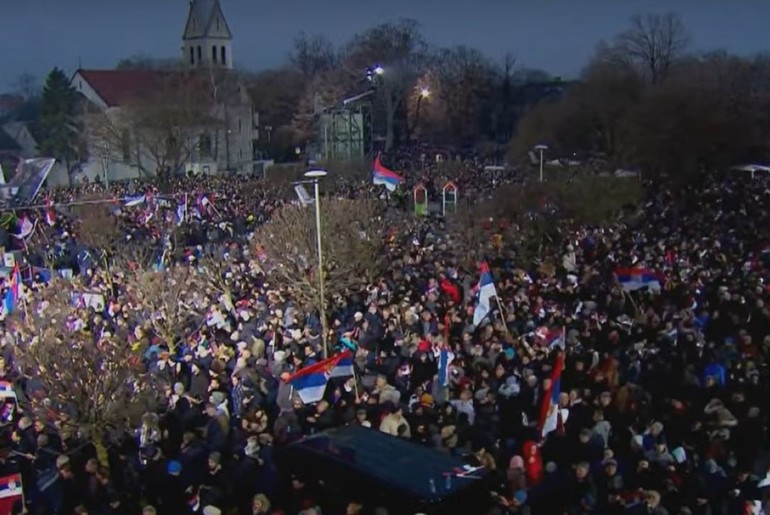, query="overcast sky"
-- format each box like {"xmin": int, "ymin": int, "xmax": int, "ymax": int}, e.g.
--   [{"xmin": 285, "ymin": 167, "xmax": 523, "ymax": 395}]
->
[{"xmin": 1, "ymin": 0, "xmax": 769, "ymax": 91}]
